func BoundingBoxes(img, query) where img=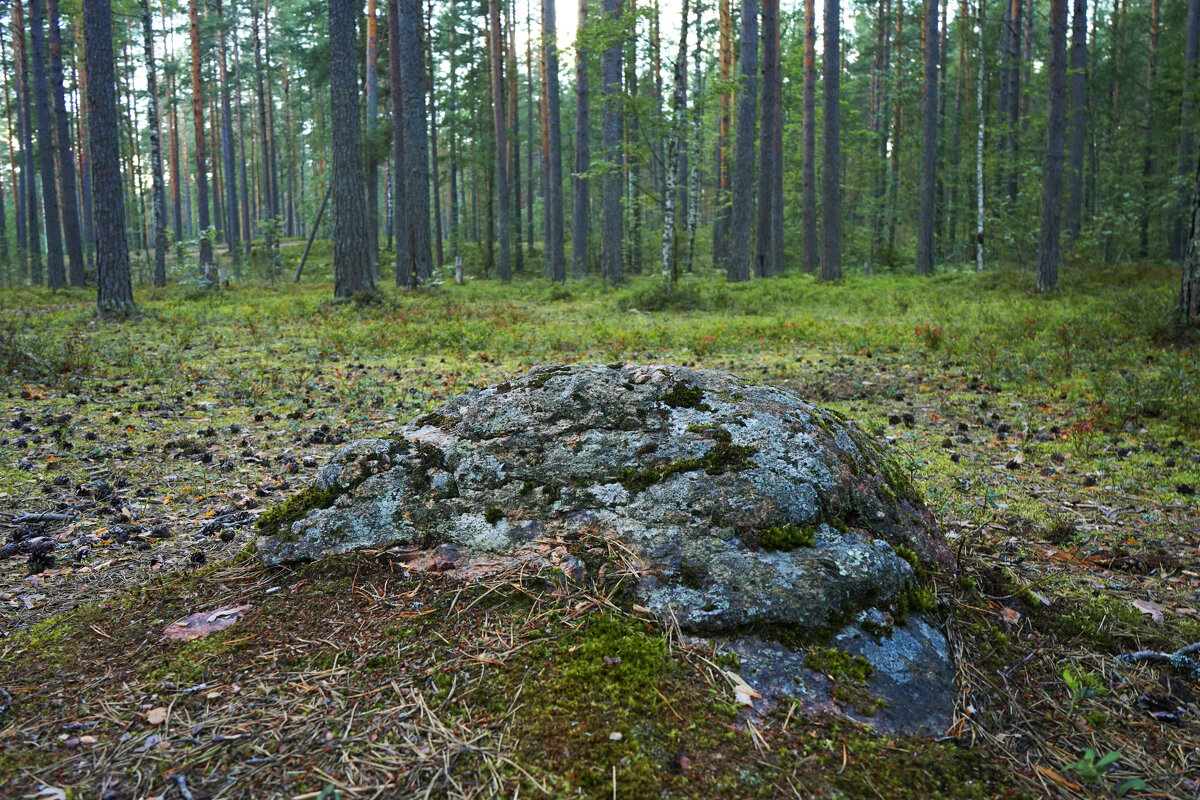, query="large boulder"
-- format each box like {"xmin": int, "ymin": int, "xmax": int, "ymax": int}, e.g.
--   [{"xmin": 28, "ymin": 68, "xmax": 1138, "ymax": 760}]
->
[{"xmin": 257, "ymin": 363, "xmax": 957, "ymax": 734}]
